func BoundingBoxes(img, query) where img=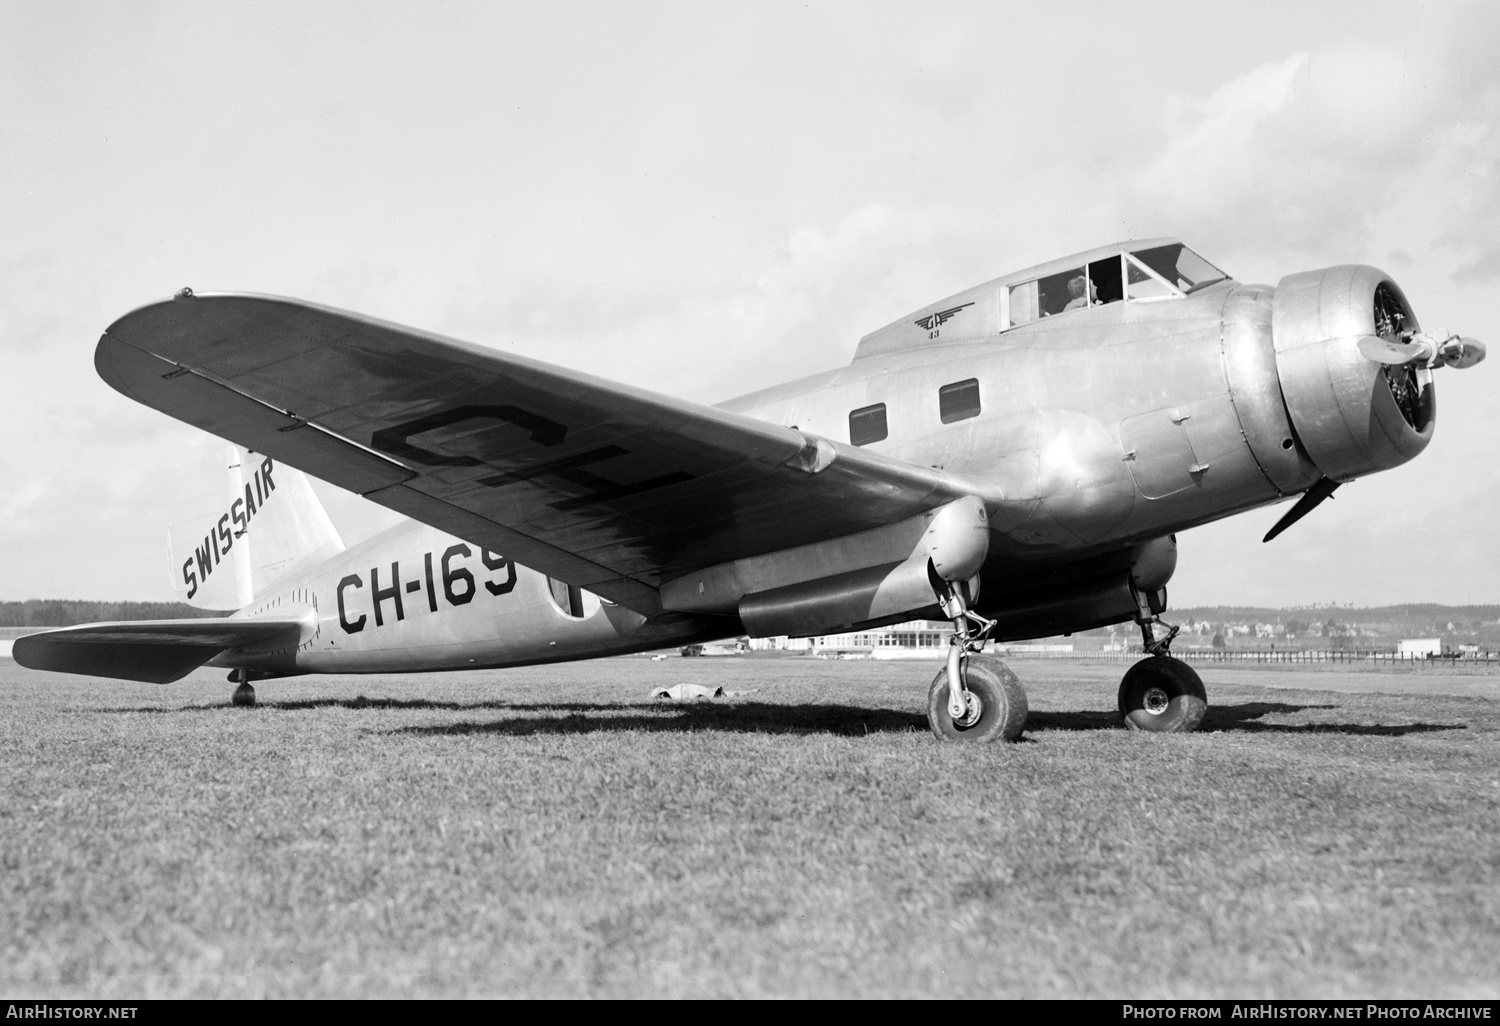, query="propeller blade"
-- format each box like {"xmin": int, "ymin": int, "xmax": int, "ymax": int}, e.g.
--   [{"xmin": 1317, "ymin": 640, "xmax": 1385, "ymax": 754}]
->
[
  {"xmin": 1357, "ymin": 335, "xmax": 1431, "ymax": 365},
  {"xmin": 1263, "ymin": 477, "xmax": 1340, "ymax": 543}
]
